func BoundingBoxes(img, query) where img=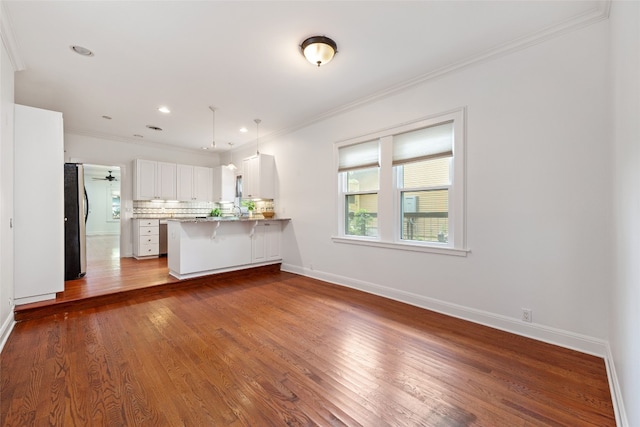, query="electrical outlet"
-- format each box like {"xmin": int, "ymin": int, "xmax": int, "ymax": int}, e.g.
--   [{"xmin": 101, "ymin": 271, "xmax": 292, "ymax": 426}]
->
[{"xmin": 522, "ymin": 308, "xmax": 532, "ymax": 323}]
